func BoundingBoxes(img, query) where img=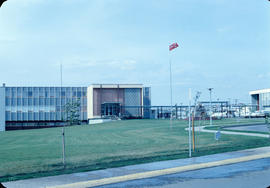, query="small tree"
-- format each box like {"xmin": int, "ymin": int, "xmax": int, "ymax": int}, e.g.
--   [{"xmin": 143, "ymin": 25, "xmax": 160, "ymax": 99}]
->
[{"xmin": 65, "ymin": 99, "xmax": 81, "ymax": 126}]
